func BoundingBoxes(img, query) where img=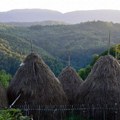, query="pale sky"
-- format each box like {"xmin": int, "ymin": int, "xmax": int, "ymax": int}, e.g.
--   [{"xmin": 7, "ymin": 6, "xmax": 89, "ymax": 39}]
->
[{"xmin": 0, "ymin": 0, "xmax": 120, "ymax": 13}]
